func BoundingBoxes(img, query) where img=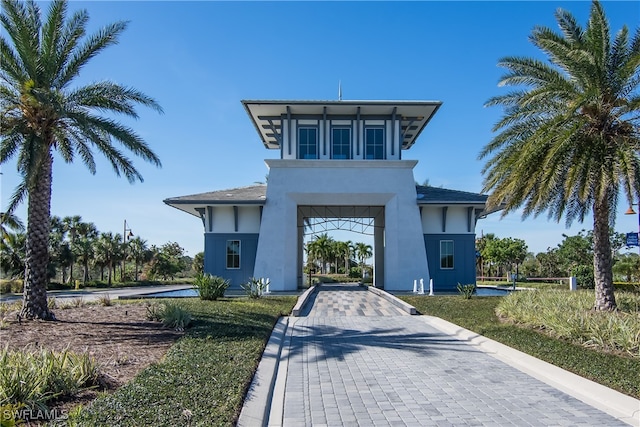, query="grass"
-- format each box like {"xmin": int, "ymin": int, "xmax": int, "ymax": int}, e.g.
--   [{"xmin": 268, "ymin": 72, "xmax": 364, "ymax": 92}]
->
[
  {"xmin": 75, "ymin": 296, "xmax": 296, "ymax": 426},
  {"xmin": 401, "ymin": 295, "xmax": 640, "ymax": 399}
]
